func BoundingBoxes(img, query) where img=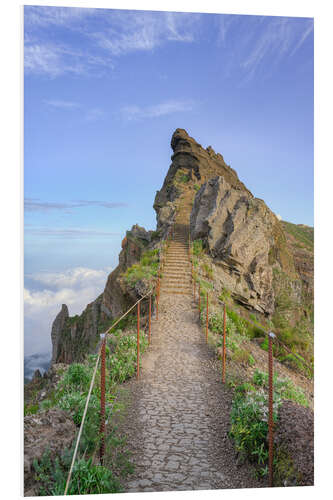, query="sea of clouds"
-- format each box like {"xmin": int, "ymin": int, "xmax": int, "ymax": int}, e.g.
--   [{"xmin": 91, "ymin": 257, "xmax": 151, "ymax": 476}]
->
[{"xmin": 24, "ymin": 266, "xmax": 112, "ymax": 380}]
